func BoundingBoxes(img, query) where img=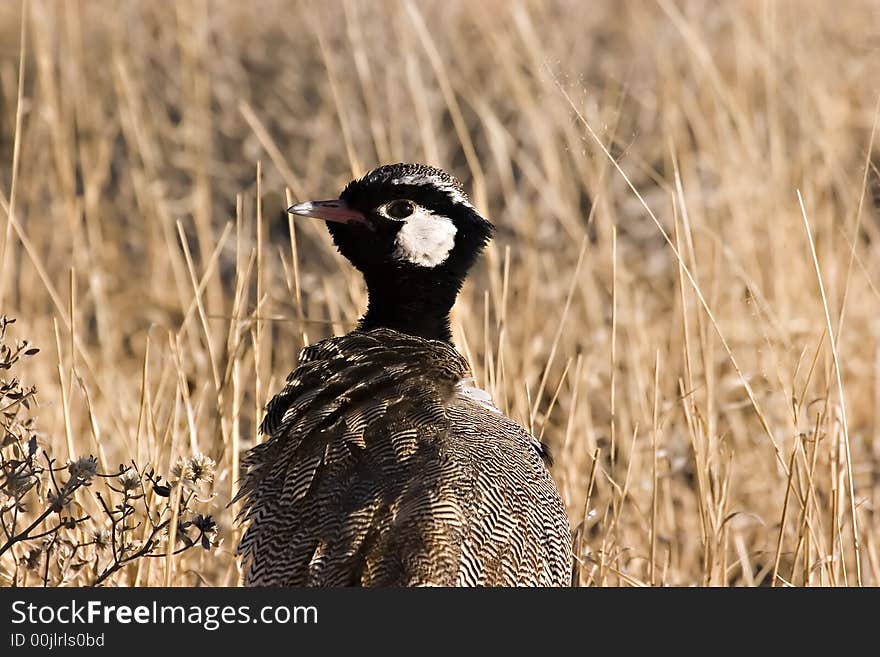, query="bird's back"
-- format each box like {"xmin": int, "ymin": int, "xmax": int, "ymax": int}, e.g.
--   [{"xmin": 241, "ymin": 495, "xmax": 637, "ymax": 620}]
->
[{"xmin": 236, "ymin": 328, "xmax": 571, "ymax": 586}]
